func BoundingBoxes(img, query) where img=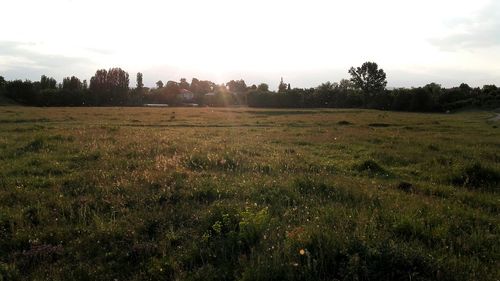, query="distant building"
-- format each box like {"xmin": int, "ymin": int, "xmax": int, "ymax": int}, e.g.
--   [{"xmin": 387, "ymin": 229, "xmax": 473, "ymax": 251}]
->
[
  {"xmin": 179, "ymin": 89, "xmax": 194, "ymax": 101},
  {"xmin": 143, "ymin": 104, "xmax": 169, "ymax": 107},
  {"xmin": 204, "ymin": 92, "xmax": 217, "ymax": 106}
]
